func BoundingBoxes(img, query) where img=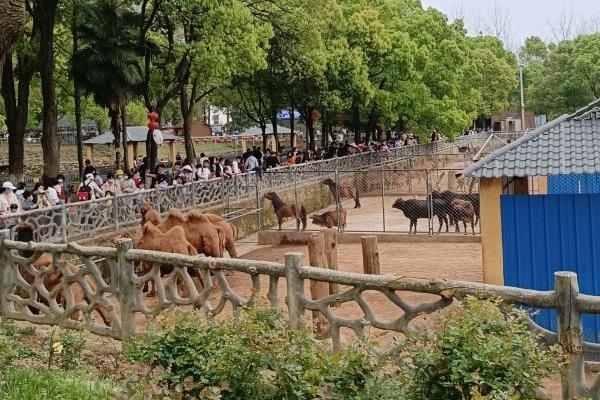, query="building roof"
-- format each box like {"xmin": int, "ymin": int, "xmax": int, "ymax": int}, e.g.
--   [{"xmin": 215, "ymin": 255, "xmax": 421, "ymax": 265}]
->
[
  {"xmin": 240, "ymin": 124, "xmax": 292, "ymax": 136},
  {"xmin": 83, "ymin": 126, "xmax": 179, "ymax": 145},
  {"xmin": 463, "ymin": 98, "xmax": 600, "ymax": 178}
]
